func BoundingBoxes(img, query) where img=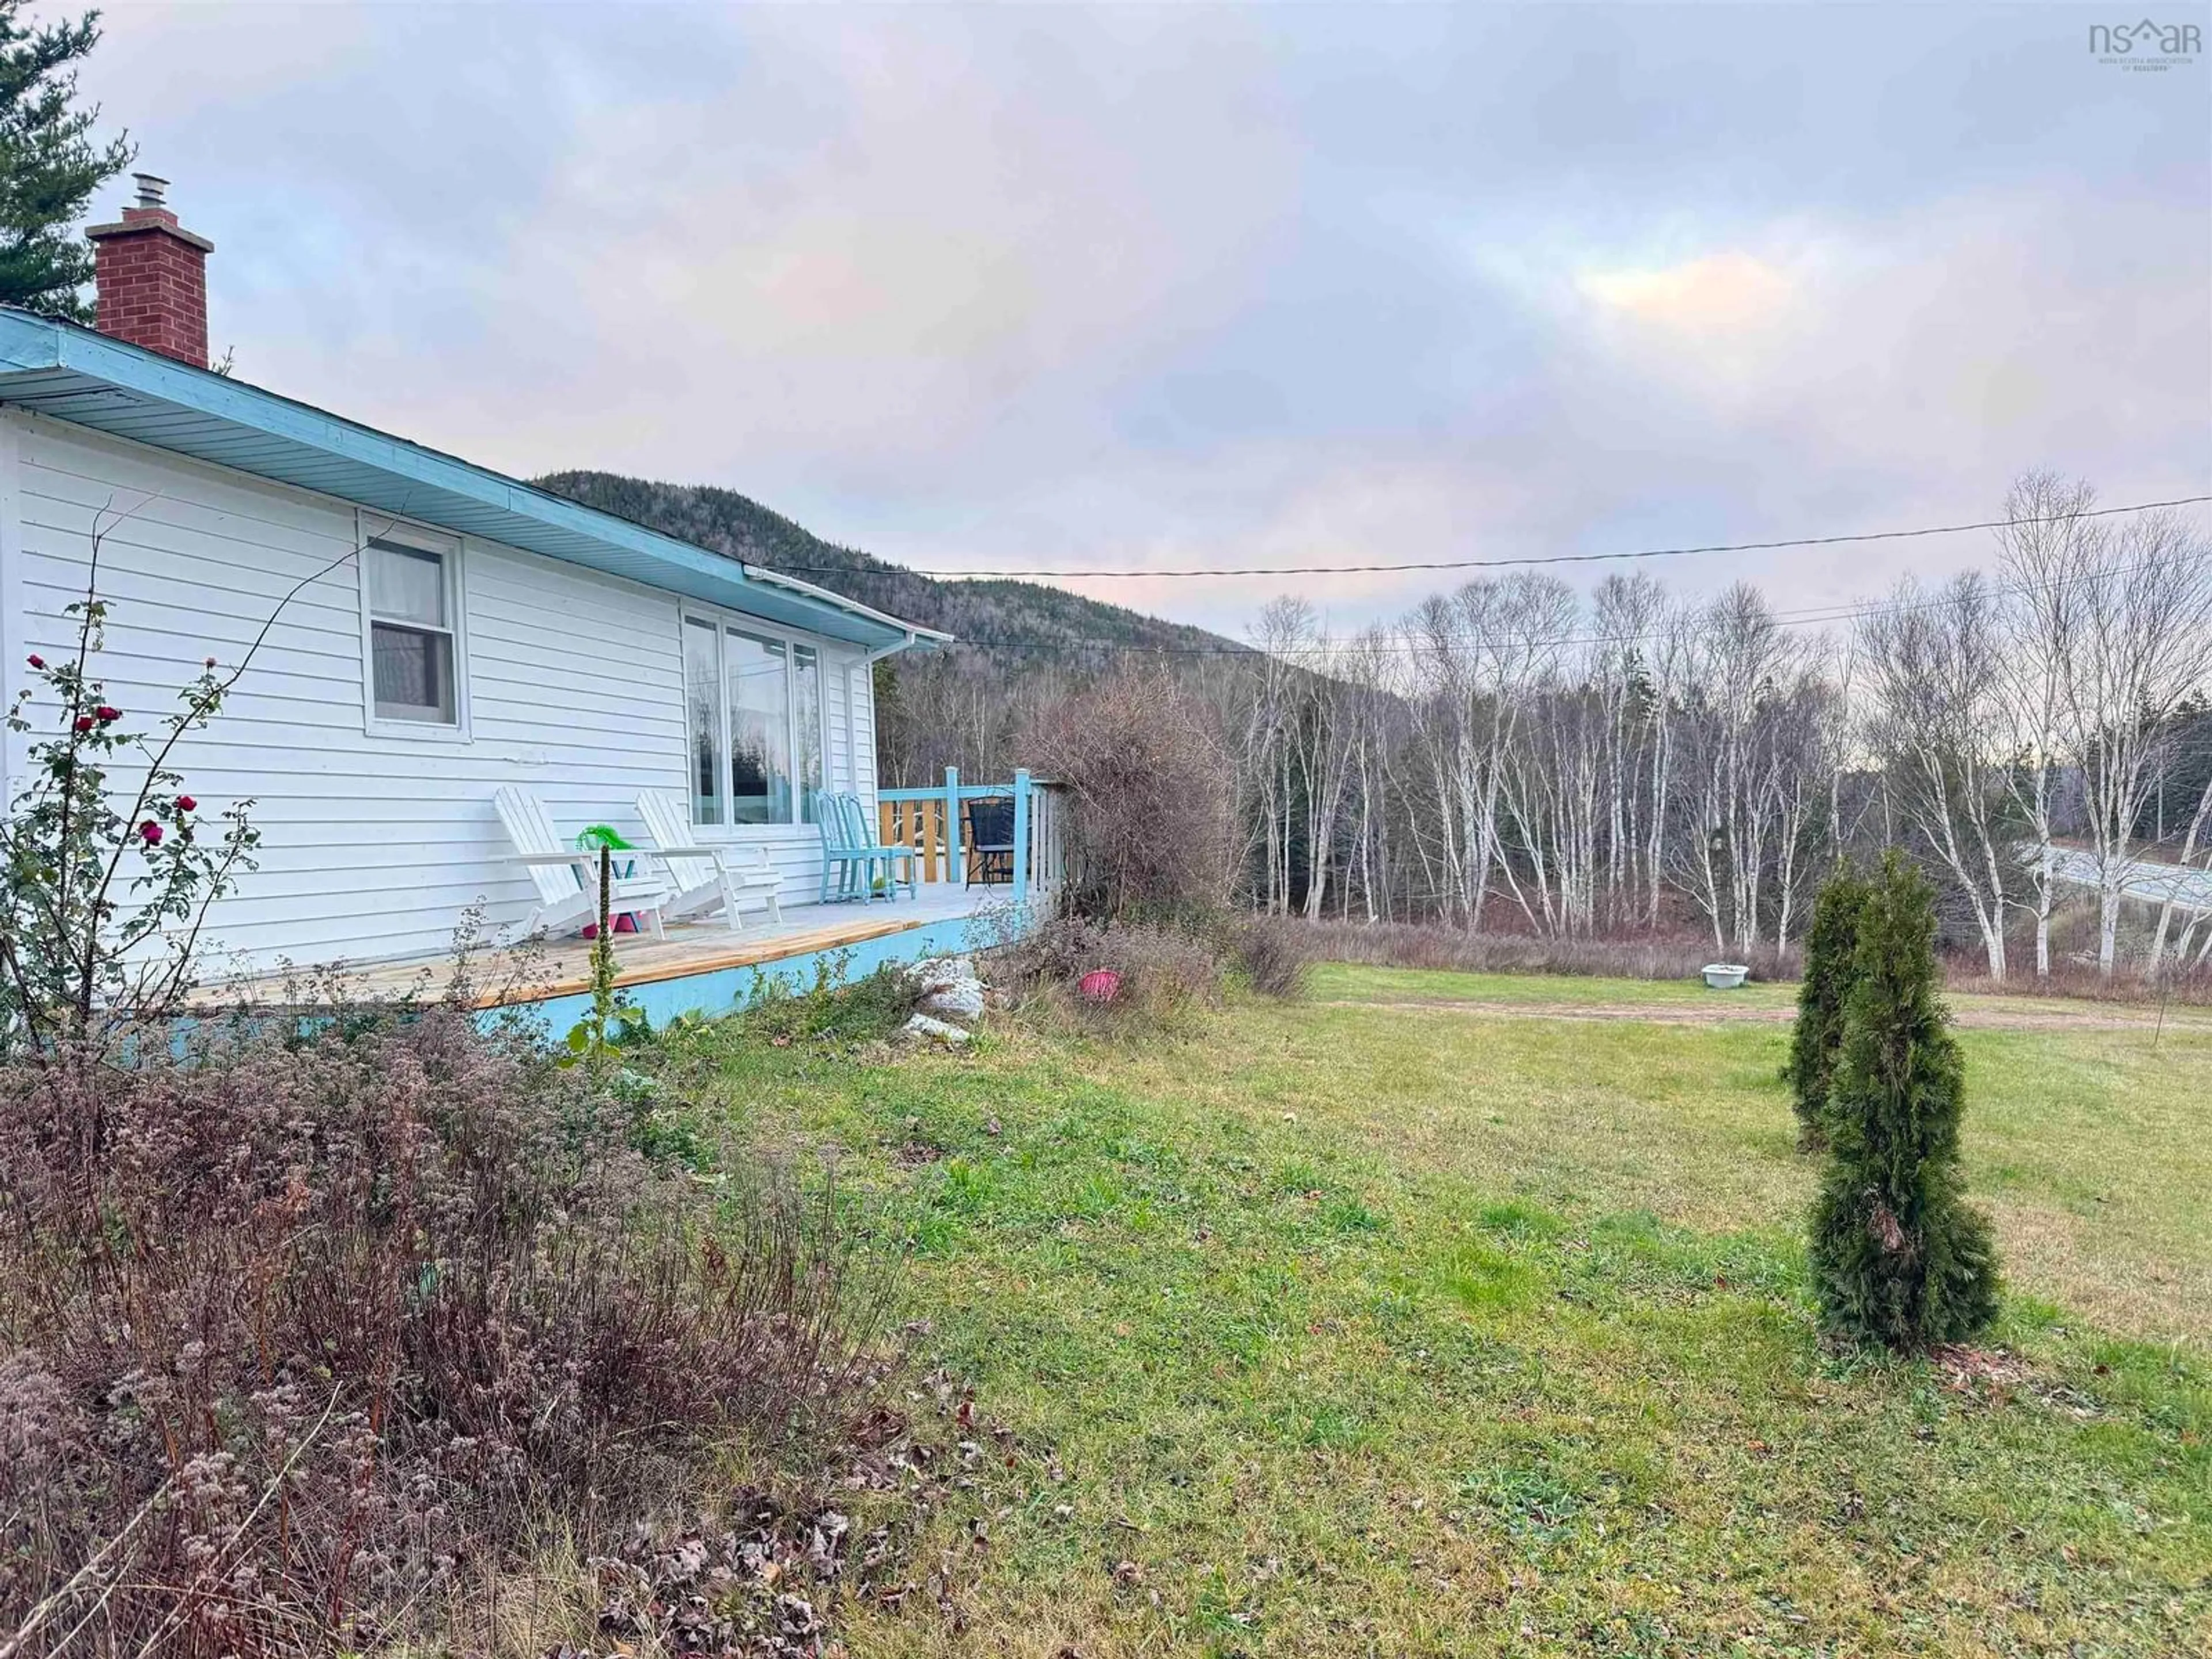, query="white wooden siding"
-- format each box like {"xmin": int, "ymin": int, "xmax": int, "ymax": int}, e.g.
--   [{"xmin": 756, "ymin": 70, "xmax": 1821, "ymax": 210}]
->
[
  {"xmin": 0, "ymin": 411, "xmax": 877, "ymax": 972},
  {"xmin": 848, "ymin": 658, "xmax": 879, "ymax": 798}
]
